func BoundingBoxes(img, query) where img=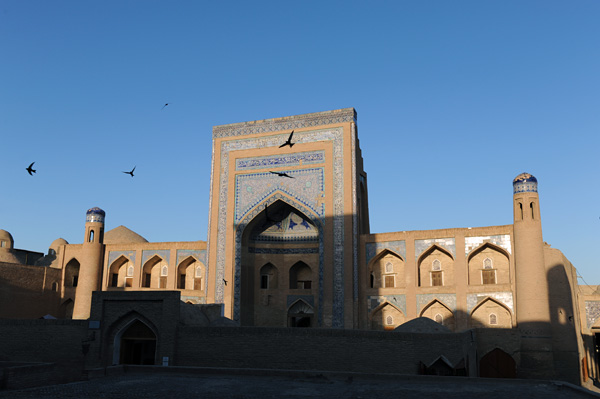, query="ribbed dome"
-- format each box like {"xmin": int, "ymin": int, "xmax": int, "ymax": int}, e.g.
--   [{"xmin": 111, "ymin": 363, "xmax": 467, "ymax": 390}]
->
[
  {"xmin": 104, "ymin": 226, "xmax": 148, "ymax": 244},
  {"xmin": 0, "ymin": 229, "xmax": 14, "ymax": 249}
]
